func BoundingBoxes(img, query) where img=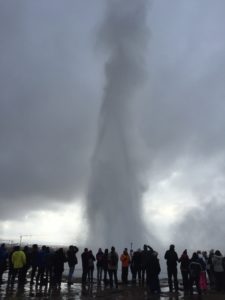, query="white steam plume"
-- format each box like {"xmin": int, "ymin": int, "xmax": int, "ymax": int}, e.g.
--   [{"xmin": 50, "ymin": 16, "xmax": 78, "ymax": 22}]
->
[{"xmin": 87, "ymin": 0, "xmax": 153, "ymax": 248}]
